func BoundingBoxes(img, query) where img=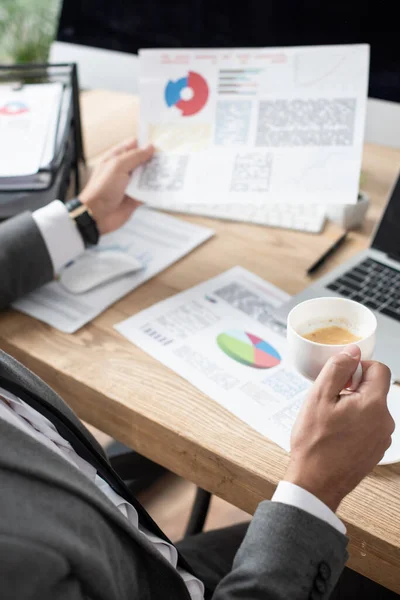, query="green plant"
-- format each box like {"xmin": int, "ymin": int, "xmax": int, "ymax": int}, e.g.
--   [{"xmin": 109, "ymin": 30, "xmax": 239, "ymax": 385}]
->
[{"xmin": 0, "ymin": 0, "xmax": 60, "ymax": 64}]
